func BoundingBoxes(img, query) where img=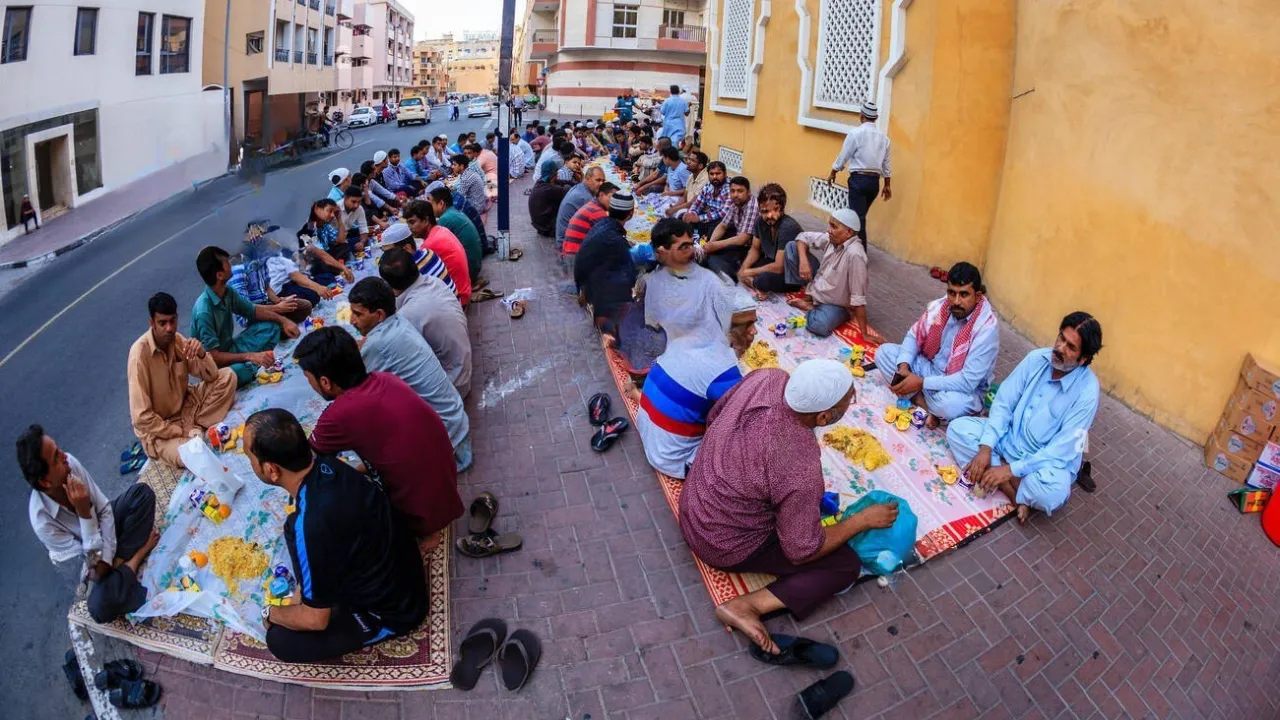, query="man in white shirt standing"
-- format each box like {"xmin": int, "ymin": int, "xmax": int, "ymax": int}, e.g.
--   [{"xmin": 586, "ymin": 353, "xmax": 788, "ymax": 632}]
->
[
  {"xmin": 827, "ymin": 100, "xmax": 892, "ymax": 248},
  {"xmin": 20, "ymin": 426, "xmax": 159, "ymax": 622}
]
